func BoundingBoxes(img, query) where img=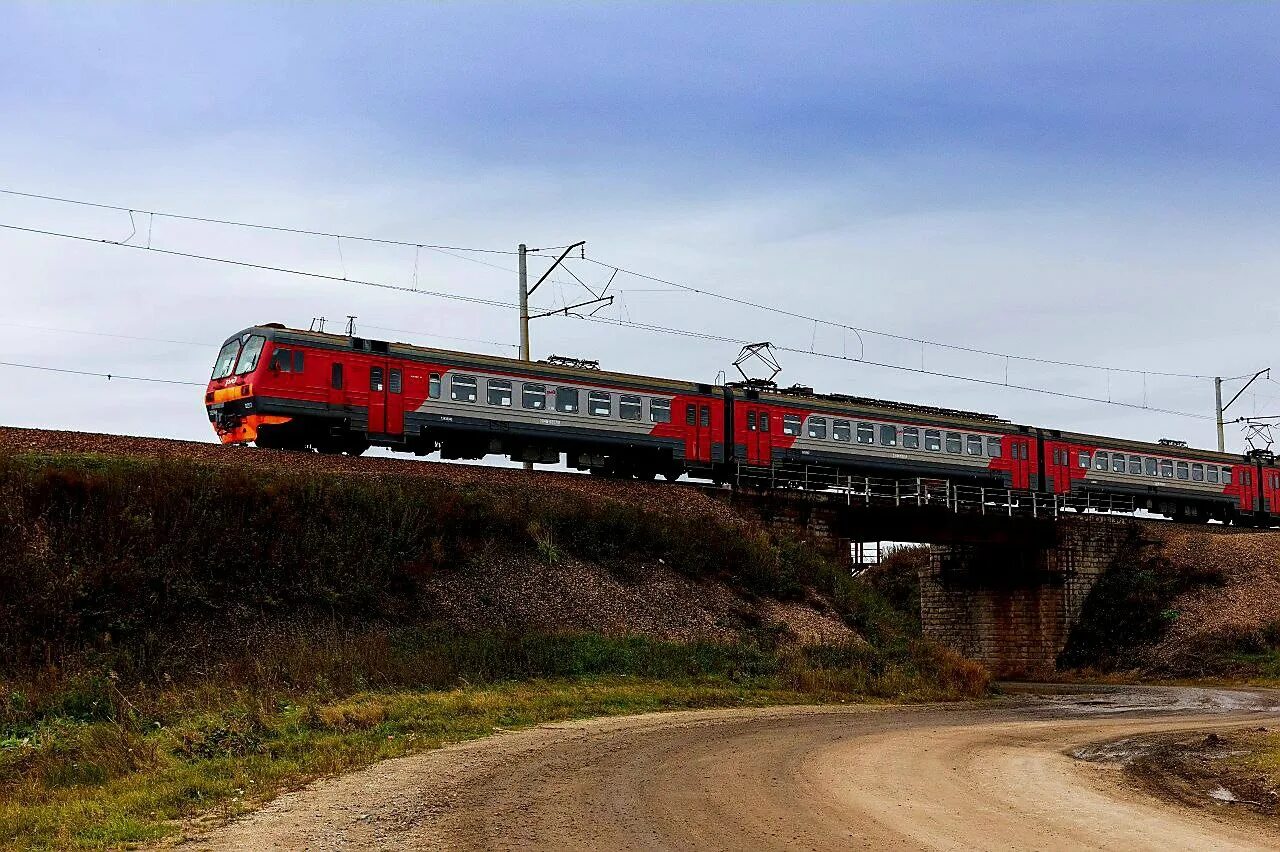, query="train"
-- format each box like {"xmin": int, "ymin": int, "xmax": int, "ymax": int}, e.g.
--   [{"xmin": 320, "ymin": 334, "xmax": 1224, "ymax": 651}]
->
[{"xmin": 206, "ymin": 323, "xmax": 1280, "ymax": 526}]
